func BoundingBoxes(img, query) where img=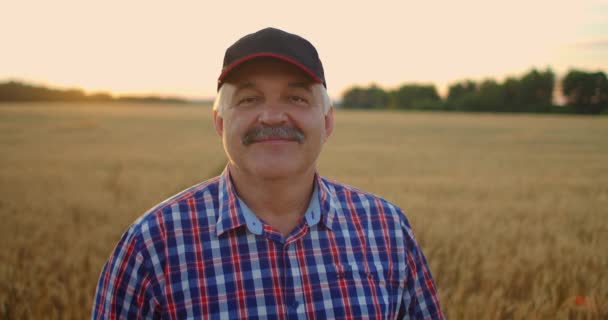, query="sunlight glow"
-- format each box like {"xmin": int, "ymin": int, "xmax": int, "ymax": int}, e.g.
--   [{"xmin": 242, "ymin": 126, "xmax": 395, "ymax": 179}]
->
[{"xmin": 1, "ymin": 0, "xmax": 606, "ymax": 100}]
